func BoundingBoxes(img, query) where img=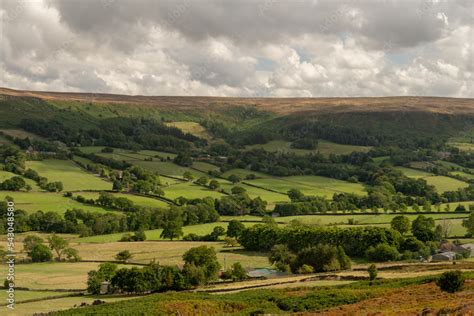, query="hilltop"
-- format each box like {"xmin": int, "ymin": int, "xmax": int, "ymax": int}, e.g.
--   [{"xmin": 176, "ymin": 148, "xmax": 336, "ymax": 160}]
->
[{"xmin": 1, "ymin": 87, "xmax": 473, "ymax": 115}]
